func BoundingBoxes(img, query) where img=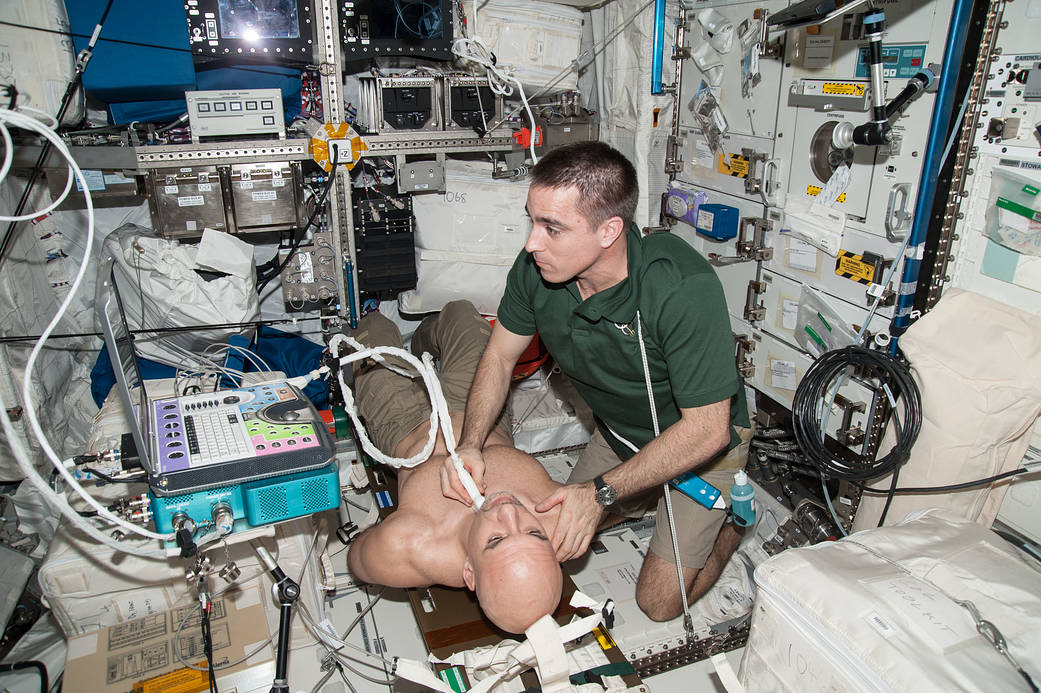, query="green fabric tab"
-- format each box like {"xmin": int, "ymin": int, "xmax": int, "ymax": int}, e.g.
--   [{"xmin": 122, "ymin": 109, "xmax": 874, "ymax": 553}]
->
[
  {"xmin": 1022, "ymin": 184, "xmax": 1040, "ymax": 197},
  {"xmin": 569, "ymin": 661, "xmax": 638, "ymax": 685},
  {"xmin": 439, "ymin": 666, "xmax": 467, "ymax": 692},
  {"xmin": 996, "ymin": 196, "xmax": 1041, "ymax": 223}
]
